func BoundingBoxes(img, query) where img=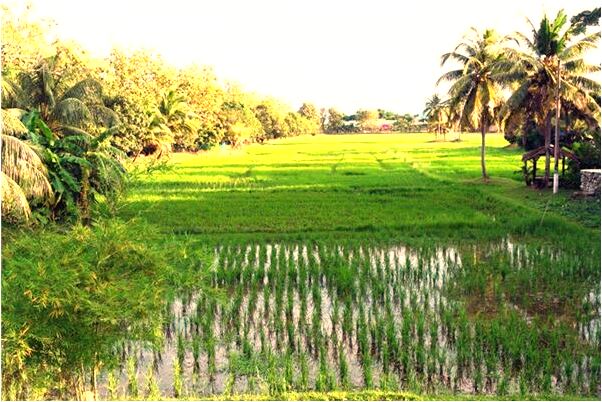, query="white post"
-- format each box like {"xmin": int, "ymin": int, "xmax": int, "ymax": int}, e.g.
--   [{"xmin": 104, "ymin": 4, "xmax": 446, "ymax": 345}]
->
[{"xmin": 553, "ymin": 57, "xmax": 561, "ymax": 194}]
